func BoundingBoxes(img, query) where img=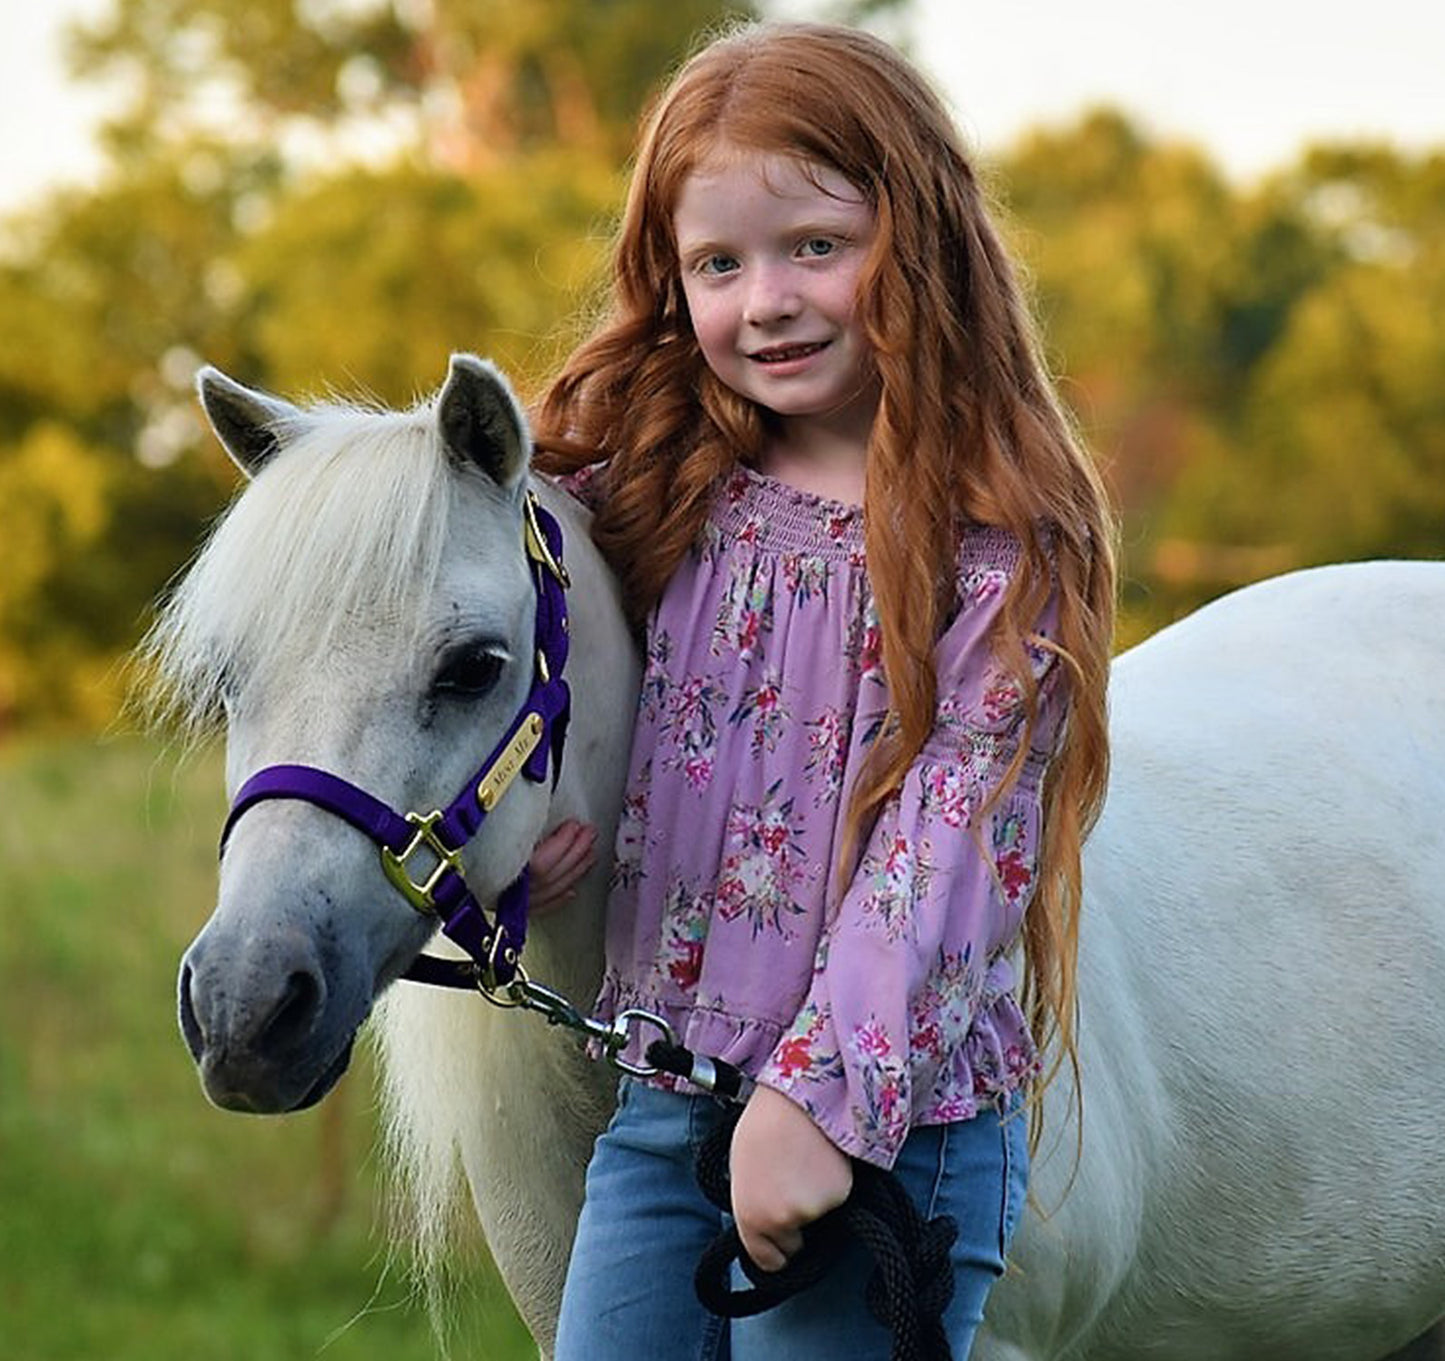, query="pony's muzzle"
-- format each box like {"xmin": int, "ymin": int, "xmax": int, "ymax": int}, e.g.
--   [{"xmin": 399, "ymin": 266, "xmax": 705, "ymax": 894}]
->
[{"xmin": 178, "ymin": 926, "xmax": 344, "ymax": 1113}]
